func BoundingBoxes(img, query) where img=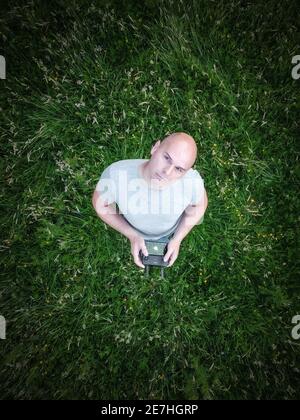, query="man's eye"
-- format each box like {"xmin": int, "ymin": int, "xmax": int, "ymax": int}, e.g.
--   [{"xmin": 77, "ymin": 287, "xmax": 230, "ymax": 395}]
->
[{"xmin": 164, "ymin": 155, "xmax": 169, "ymax": 160}]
